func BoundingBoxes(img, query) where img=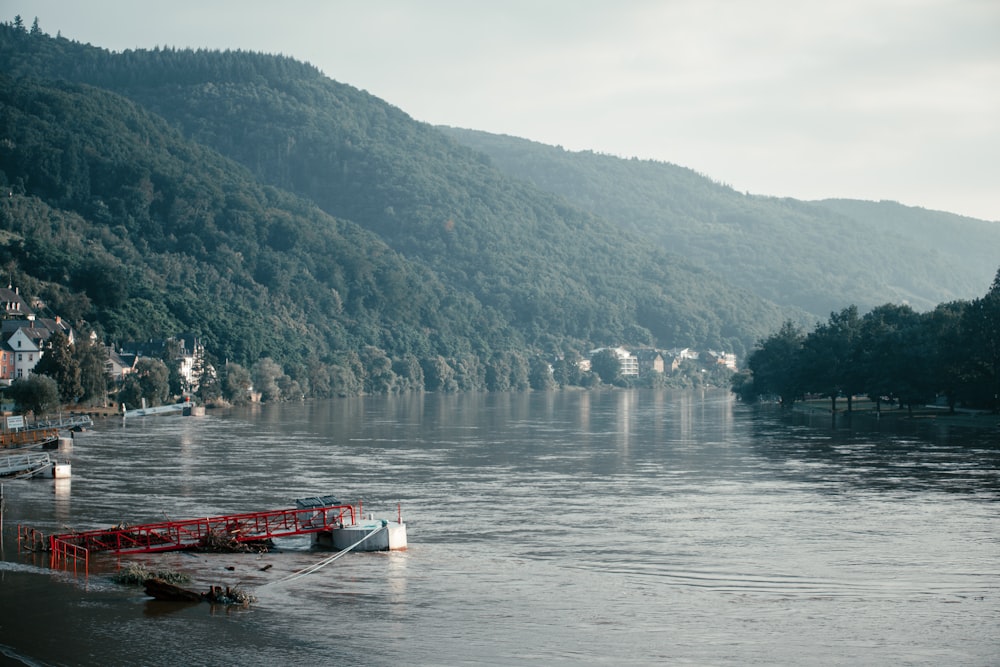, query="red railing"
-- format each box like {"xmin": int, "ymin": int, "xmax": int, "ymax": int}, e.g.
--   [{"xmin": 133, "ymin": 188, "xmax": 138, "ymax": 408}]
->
[
  {"xmin": 45, "ymin": 504, "xmax": 357, "ymax": 555},
  {"xmin": 17, "ymin": 525, "xmax": 47, "ymax": 552},
  {"xmin": 51, "ymin": 538, "xmax": 89, "ymax": 575}
]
